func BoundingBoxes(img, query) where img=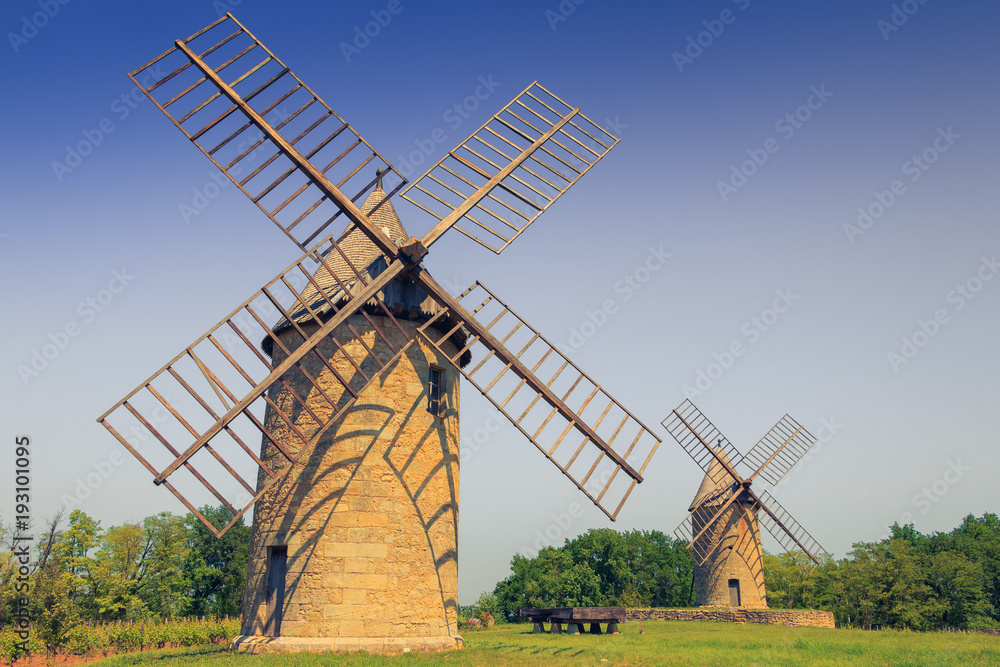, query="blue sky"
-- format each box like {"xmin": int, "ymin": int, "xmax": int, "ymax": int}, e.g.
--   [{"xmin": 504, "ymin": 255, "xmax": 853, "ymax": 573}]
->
[{"xmin": 2, "ymin": 0, "xmax": 999, "ymax": 603}]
